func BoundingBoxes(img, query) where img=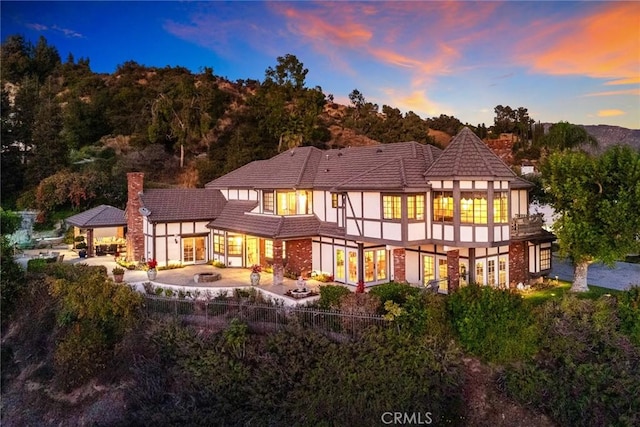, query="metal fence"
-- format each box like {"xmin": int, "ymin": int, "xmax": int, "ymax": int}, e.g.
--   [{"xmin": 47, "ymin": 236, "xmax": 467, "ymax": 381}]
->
[{"xmin": 142, "ymin": 295, "xmax": 390, "ymax": 340}]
